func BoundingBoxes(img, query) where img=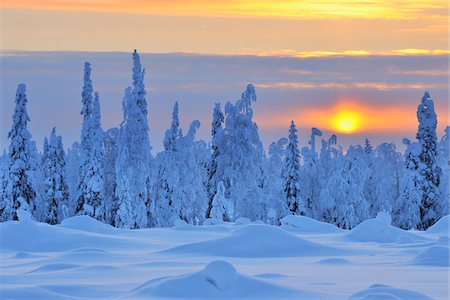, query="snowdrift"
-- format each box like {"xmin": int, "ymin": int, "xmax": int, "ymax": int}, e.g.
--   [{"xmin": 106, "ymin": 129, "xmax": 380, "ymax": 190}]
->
[
  {"xmin": 161, "ymin": 224, "xmax": 349, "ymax": 257},
  {"xmin": 348, "ymin": 284, "xmax": 432, "ymax": 300},
  {"xmin": 128, "ymin": 260, "xmax": 319, "ymax": 299},
  {"xmin": 59, "ymin": 215, "xmax": 116, "ymax": 233},
  {"xmin": 280, "ymin": 215, "xmax": 342, "ymax": 233},
  {"xmin": 410, "ymin": 246, "xmax": 450, "ymax": 267},
  {"xmin": 0, "ymin": 213, "xmax": 144, "ymax": 252},
  {"xmin": 346, "ymin": 212, "xmax": 426, "ymax": 243},
  {"xmin": 425, "ymin": 215, "xmax": 449, "ymax": 234}
]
